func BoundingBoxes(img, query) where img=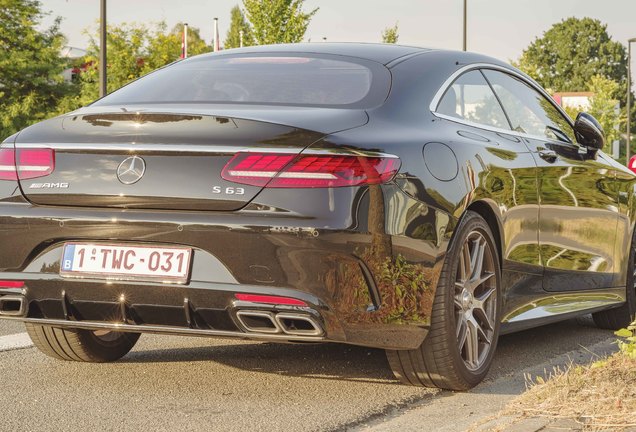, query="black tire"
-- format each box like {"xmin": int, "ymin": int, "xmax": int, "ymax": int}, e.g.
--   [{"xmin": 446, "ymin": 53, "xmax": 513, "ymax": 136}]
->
[
  {"xmin": 386, "ymin": 211, "xmax": 502, "ymax": 390},
  {"xmin": 25, "ymin": 324, "xmax": 140, "ymax": 362},
  {"xmin": 593, "ymin": 234, "xmax": 636, "ymax": 330}
]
